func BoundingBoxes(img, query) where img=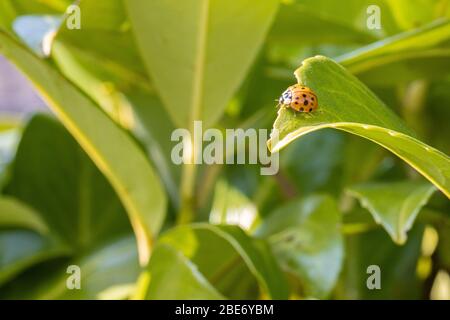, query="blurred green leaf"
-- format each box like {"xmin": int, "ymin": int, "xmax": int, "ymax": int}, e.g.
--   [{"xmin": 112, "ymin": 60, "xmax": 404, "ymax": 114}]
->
[
  {"xmin": 209, "ymin": 179, "xmax": 260, "ymax": 232},
  {"xmin": 51, "ymin": 0, "xmax": 181, "ymax": 205},
  {"xmin": 143, "ymin": 244, "xmax": 224, "ymax": 300},
  {"xmin": 427, "ymin": 77, "xmax": 450, "ymax": 151},
  {"xmin": 348, "ymin": 181, "xmax": 436, "ymax": 244},
  {"xmin": 126, "ymin": 0, "xmax": 279, "ymax": 128},
  {"xmin": 385, "ymin": 0, "xmax": 450, "ymax": 30},
  {"xmin": 268, "ymin": 56, "xmax": 450, "ymax": 198},
  {"xmin": 0, "ymin": 235, "xmax": 140, "ymax": 299},
  {"xmin": 340, "ymin": 134, "xmax": 386, "ymax": 187},
  {"xmin": 338, "ymin": 19, "xmax": 450, "ymax": 85},
  {"xmin": 0, "ymin": 0, "xmax": 69, "ymax": 29},
  {"xmin": 0, "ymin": 114, "xmax": 136, "ymax": 289},
  {"xmin": 257, "ymin": 195, "xmax": 343, "ymax": 299},
  {"xmin": 4, "ymin": 115, "xmax": 131, "ymax": 249},
  {"xmin": 7, "ymin": 0, "xmax": 71, "ymax": 14},
  {"xmin": 0, "ymin": 0, "xmax": 16, "ymax": 31},
  {"xmin": 340, "ymin": 226, "xmax": 424, "ymax": 299},
  {"xmin": 269, "ymin": 0, "xmax": 387, "ymax": 45},
  {"xmin": 54, "ymin": 0, "xmax": 147, "ymax": 89},
  {"xmin": 0, "ymin": 230, "xmax": 69, "ymax": 286},
  {"xmin": 280, "ymin": 130, "xmax": 346, "ymax": 195},
  {"xmin": 158, "ymin": 224, "xmax": 288, "ymax": 299},
  {"xmin": 0, "ymin": 31, "xmax": 167, "ymax": 264},
  {"xmin": 0, "ymin": 196, "xmax": 48, "ymax": 234}
]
